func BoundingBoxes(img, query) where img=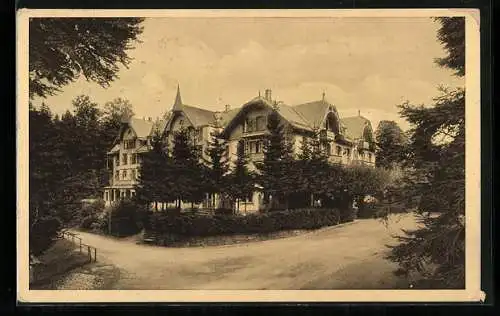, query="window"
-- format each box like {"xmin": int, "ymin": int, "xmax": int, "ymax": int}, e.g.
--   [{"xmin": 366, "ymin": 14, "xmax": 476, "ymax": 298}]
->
[
  {"xmin": 336, "ymin": 146, "xmax": 342, "ymax": 156},
  {"xmin": 197, "ymin": 128, "xmax": 203, "ymax": 142},
  {"xmin": 124, "ymin": 139, "xmax": 135, "ymax": 149},
  {"xmin": 368, "ymin": 153, "xmax": 372, "ymax": 161},
  {"xmin": 122, "ymin": 154, "xmax": 127, "ymax": 165},
  {"xmin": 344, "ymin": 148, "xmax": 351, "ymax": 157},
  {"xmin": 115, "ymin": 171, "xmax": 119, "ymax": 181},
  {"xmin": 116, "ymin": 156, "xmax": 120, "ymax": 166},
  {"xmin": 244, "ymin": 192, "xmax": 253, "ymax": 203},
  {"xmin": 132, "ymin": 169, "xmax": 137, "ymax": 180},
  {"xmin": 131, "ymin": 154, "xmax": 137, "ymax": 164},
  {"xmin": 104, "ymin": 191, "xmax": 109, "ymax": 201},
  {"xmin": 245, "ymin": 118, "xmax": 256, "ymax": 132},
  {"xmin": 122, "ymin": 170, "xmax": 127, "ymax": 180},
  {"xmin": 255, "ymin": 141, "xmax": 262, "ymax": 153},
  {"xmin": 325, "ymin": 143, "xmax": 331, "ymax": 155},
  {"xmin": 256, "ymin": 116, "xmax": 266, "ymax": 131}
]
